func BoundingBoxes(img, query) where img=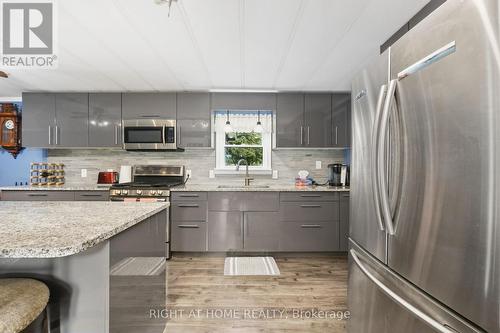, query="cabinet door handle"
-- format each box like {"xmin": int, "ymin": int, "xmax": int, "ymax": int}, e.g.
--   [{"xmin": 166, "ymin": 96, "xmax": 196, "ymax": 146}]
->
[
  {"xmin": 335, "ymin": 126, "xmax": 338, "ymax": 145},
  {"xmin": 178, "ymin": 194, "xmax": 199, "ymax": 197},
  {"xmin": 114, "ymin": 125, "xmax": 118, "ymax": 145},
  {"xmin": 300, "ymin": 204, "xmax": 321, "ymax": 208},
  {"xmin": 307, "ymin": 126, "xmax": 310, "ymax": 145},
  {"xmin": 81, "ymin": 194, "xmax": 103, "ymax": 197},
  {"xmin": 342, "ymin": 194, "xmax": 350, "ymax": 198},
  {"xmin": 300, "ymin": 126, "xmax": 303, "ymax": 145},
  {"xmin": 48, "ymin": 126, "xmax": 52, "ymax": 145},
  {"xmin": 178, "ymin": 125, "xmax": 182, "ymax": 146},
  {"xmin": 177, "ymin": 204, "xmax": 199, "ymax": 208},
  {"xmin": 55, "ymin": 125, "xmax": 59, "ymax": 145},
  {"xmin": 140, "ymin": 115, "xmax": 161, "ymax": 118},
  {"xmin": 28, "ymin": 193, "xmax": 48, "ymax": 197},
  {"xmin": 300, "ymin": 194, "xmax": 321, "ymax": 197},
  {"xmin": 301, "ymin": 224, "xmax": 322, "ymax": 228},
  {"xmin": 178, "ymin": 225, "xmax": 200, "ymax": 228}
]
